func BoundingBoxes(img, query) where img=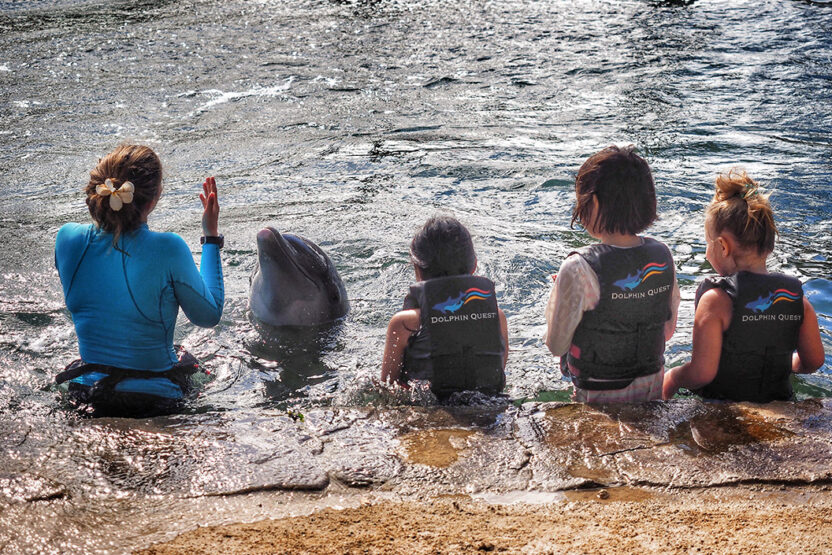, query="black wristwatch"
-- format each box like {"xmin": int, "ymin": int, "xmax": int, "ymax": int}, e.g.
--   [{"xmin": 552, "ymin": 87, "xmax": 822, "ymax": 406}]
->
[{"xmin": 200, "ymin": 234, "xmax": 224, "ymax": 248}]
